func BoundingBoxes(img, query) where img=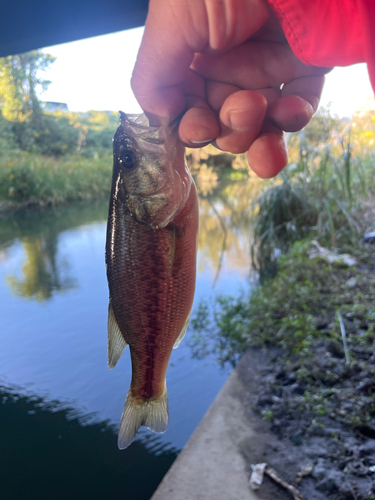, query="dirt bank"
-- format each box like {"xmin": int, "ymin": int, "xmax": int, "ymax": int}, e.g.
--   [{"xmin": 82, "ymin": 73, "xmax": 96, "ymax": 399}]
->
[{"xmin": 236, "ymin": 243, "xmax": 375, "ymax": 500}]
